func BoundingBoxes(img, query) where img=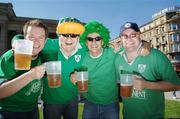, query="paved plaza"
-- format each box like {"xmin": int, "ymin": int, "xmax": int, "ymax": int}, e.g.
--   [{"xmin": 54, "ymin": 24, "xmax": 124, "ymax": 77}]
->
[{"xmin": 165, "ymin": 91, "xmax": 180, "ymax": 101}]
